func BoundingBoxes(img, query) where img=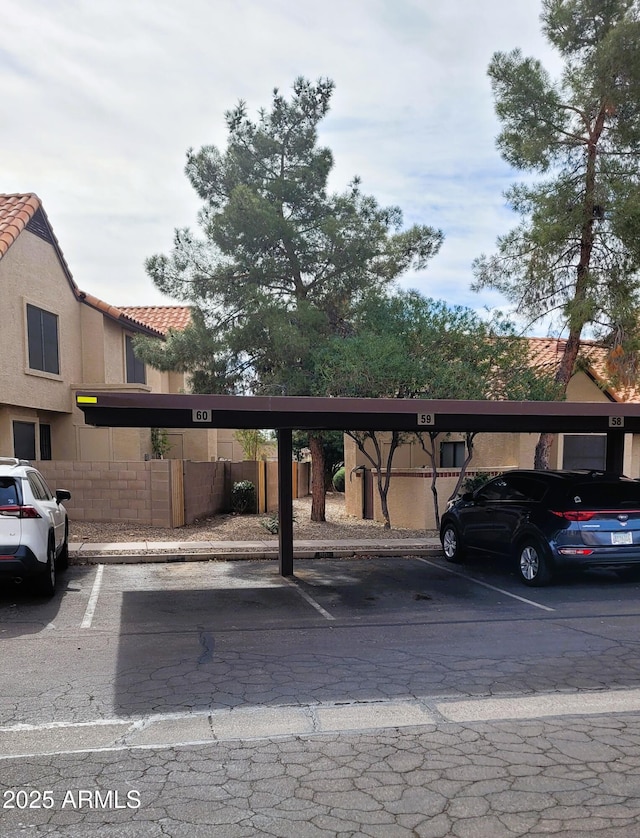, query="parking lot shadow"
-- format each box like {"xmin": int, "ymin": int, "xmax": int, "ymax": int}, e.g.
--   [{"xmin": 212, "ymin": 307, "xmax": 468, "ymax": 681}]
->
[
  {"xmin": 0, "ymin": 567, "xmax": 94, "ymax": 638},
  {"xmin": 113, "ymin": 584, "xmax": 328, "ymax": 716},
  {"xmin": 107, "ymin": 557, "xmax": 640, "ymax": 719}
]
